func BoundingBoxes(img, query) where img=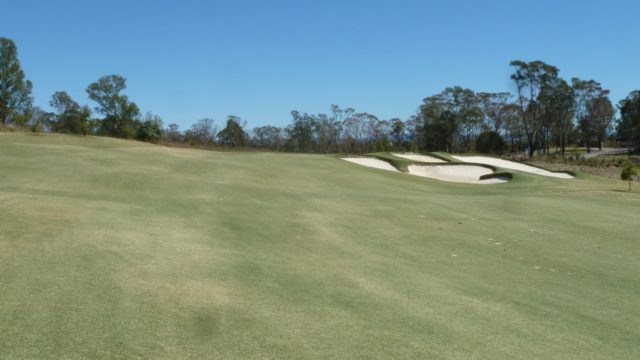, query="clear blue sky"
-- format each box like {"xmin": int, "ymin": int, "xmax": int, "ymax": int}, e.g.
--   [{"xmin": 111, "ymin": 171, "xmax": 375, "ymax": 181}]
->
[{"xmin": 3, "ymin": 0, "xmax": 639, "ymax": 129}]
